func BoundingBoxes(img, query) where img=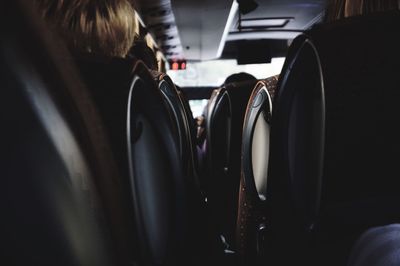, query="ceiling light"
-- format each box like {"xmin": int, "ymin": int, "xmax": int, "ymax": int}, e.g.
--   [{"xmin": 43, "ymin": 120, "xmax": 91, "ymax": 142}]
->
[{"xmin": 240, "ymin": 18, "xmax": 291, "ymax": 29}]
